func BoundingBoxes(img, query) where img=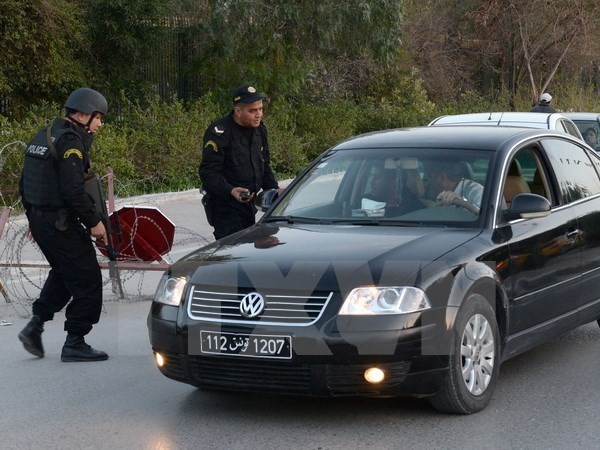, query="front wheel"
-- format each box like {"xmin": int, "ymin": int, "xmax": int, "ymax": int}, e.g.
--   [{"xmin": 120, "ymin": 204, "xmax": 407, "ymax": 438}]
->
[{"xmin": 430, "ymin": 294, "xmax": 500, "ymax": 414}]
